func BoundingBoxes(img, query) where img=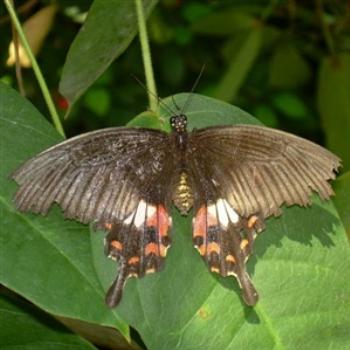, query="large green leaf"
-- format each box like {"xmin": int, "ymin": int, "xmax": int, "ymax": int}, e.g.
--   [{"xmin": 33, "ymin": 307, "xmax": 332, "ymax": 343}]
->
[
  {"xmin": 1, "ymin": 84, "xmax": 349, "ymax": 349},
  {"xmin": 59, "ymin": 0, "xmax": 158, "ymax": 106},
  {"xmin": 317, "ymin": 54, "xmax": 350, "ymax": 171},
  {"xmin": 0, "ymin": 82, "xmax": 129, "ymax": 339},
  {"xmin": 0, "ymin": 290, "xmax": 97, "ymax": 349}
]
